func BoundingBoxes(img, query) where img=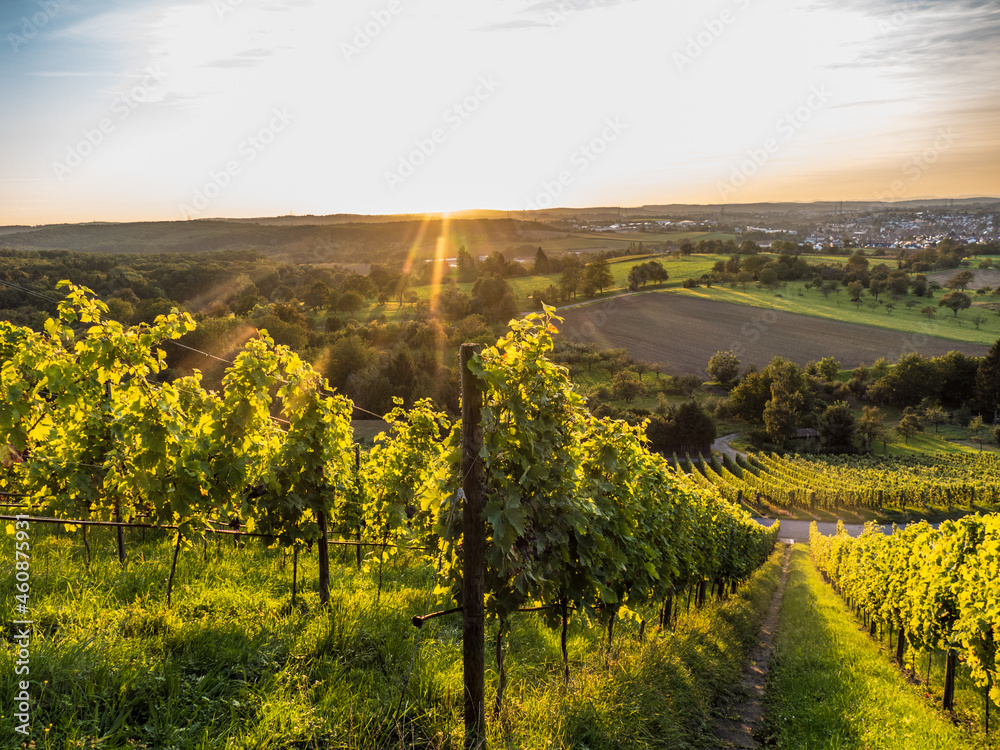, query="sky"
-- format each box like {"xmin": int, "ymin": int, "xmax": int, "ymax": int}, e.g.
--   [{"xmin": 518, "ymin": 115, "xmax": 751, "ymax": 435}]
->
[{"xmin": 1, "ymin": 0, "xmax": 998, "ymax": 225}]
